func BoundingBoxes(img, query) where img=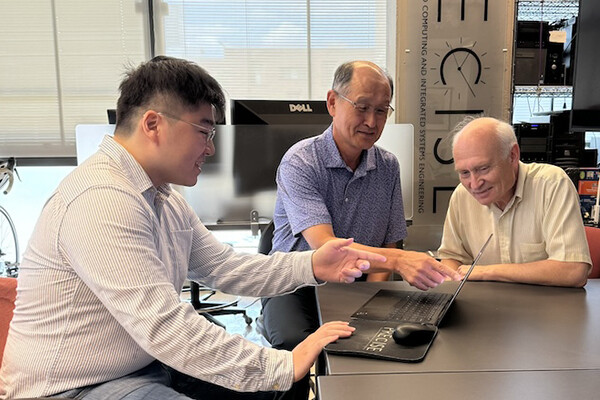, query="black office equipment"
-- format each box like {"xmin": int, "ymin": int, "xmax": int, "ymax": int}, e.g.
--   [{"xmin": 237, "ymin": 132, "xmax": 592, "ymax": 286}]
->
[
  {"xmin": 229, "ymin": 99, "xmax": 331, "ymax": 196},
  {"xmin": 570, "ymin": 0, "xmax": 600, "ymax": 132},
  {"xmin": 107, "ymin": 109, "xmax": 117, "ymax": 124},
  {"xmin": 231, "ymin": 125, "xmax": 324, "ymax": 195},
  {"xmin": 515, "ymin": 123, "xmax": 551, "ymax": 162},
  {"xmin": 392, "ymin": 323, "xmax": 437, "ymax": 346},
  {"xmin": 231, "ymin": 99, "xmax": 331, "ymax": 125},
  {"xmin": 514, "ymin": 21, "xmax": 565, "ymax": 85},
  {"xmin": 325, "ymin": 234, "xmax": 492, "ymax": 362}
]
